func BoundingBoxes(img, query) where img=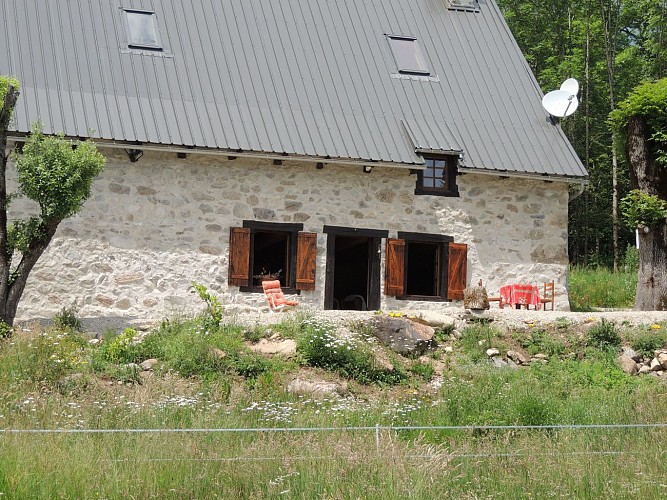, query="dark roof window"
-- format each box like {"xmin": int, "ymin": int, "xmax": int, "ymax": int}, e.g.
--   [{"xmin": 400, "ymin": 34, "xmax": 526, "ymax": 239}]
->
[
  {"xmin": 388, "ymin": 36, "xmax": 429, "ymax": 76},
  {"xmin": 124, "ymin": 10, "xmax": 162, "ymax": 50}
]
